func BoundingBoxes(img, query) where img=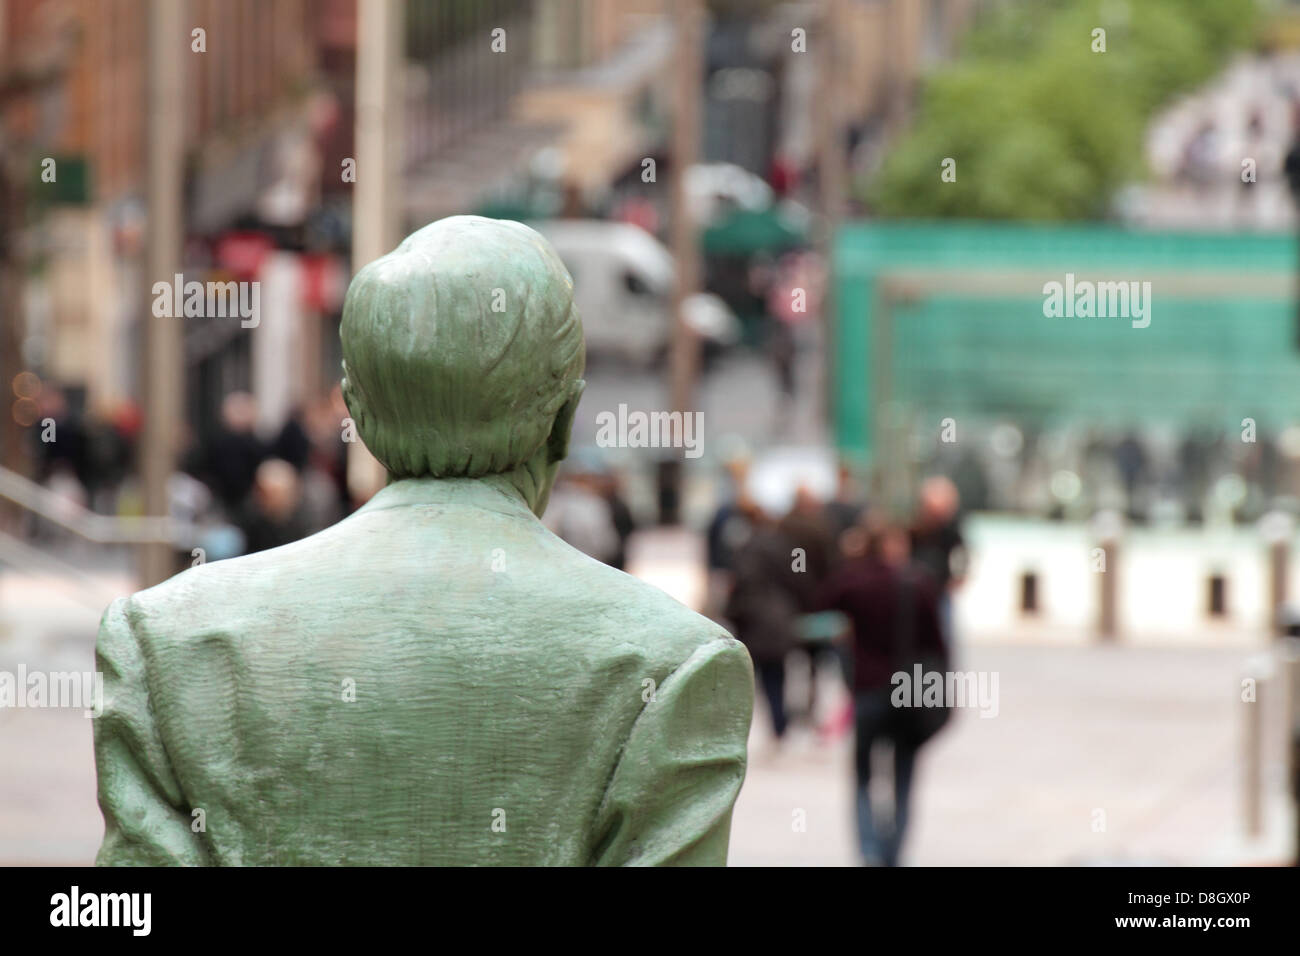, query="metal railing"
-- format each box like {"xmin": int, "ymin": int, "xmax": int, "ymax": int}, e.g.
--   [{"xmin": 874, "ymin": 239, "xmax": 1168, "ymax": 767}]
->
[
  {"xmin": 0, "ymin": 466, "xmax": 191, "ymax": 546},
  {"xmin": 0, "ymin": 466, "xmax": 196, "ymax": 606}
]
